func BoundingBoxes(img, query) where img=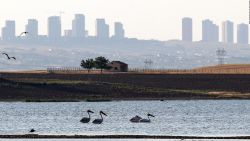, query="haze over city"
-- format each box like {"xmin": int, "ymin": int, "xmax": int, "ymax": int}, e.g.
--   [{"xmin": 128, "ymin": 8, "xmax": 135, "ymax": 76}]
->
[
  {"xmin": 0, "ymin": 0, "xmax": 250, "ymax": 71},
  {"xmin": 0, "ymin": 0, "xmax": 247, "ymax": 41}
]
